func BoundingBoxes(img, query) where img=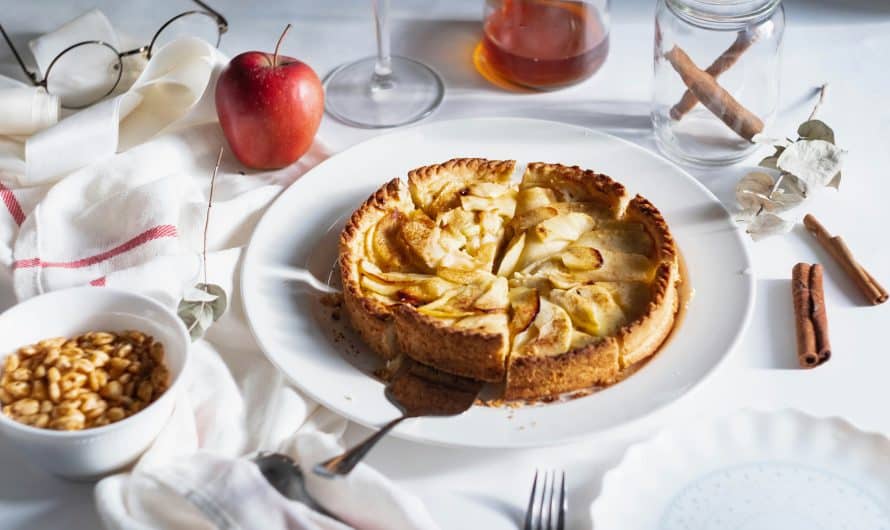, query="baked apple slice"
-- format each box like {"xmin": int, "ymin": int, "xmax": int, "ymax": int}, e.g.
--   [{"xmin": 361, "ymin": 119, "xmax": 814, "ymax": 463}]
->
[
  {"xmin": 513, "ymin": 298, "xmax": 573, "ymax": 357},
  {"xmin": 515, "ymin": 186, "xmax": 559, "ymax": 214},
  {"xmin": 467, "ymin": 182, "xmax": 512, "ymax": 198},
  {"xmin": 574, "ymin": 226, "xmax": 653, "ymax": 255},
  {"xmin": 437, "ymin": 267, "xmax": 493, "ymax": 285},
  {"xmin": 532, "ymin": 212, "xmax": 595, "ymax": 242},
  {"xmin": 496, "ymin": 233, "xmax": 526, "ymax": 277},
  {"xmin": 398, "ymin": 211, "xmax": 445, "ymax": 271},
  {"xmin": 454, "ymin": 313, "xmax": 509, "ymax": 335},
  {"xmin": 460, "ymin": 194, "xmax": 516, "ymax": 217},
  {"xmin": 508, "ymin": 286, "xmax": 539, "ymax": 334},
  {"xmin": 558, "ymin": 246, "xmax": 604, "ymax": 270},
  {"xmin": 369, "ymin": 210, "xmax": 411, "ymax": 271},
  {"xmin": 550, "ymin": 285, "xmax": 628, "ymax": 337},
  {"xmin": 397, "ymin": 277, "xmax": 457, "ymax": 305},
  {"xmin": 417, "ymin": 283, "xmax": 486, "ymax": 318},
  {"xmin": 474, "ymin": 277, "xmax": 509, "ymax": 312},
  {"xmin": 509, "ymin": 206, "xmax": 559, "ymax": 233}
]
